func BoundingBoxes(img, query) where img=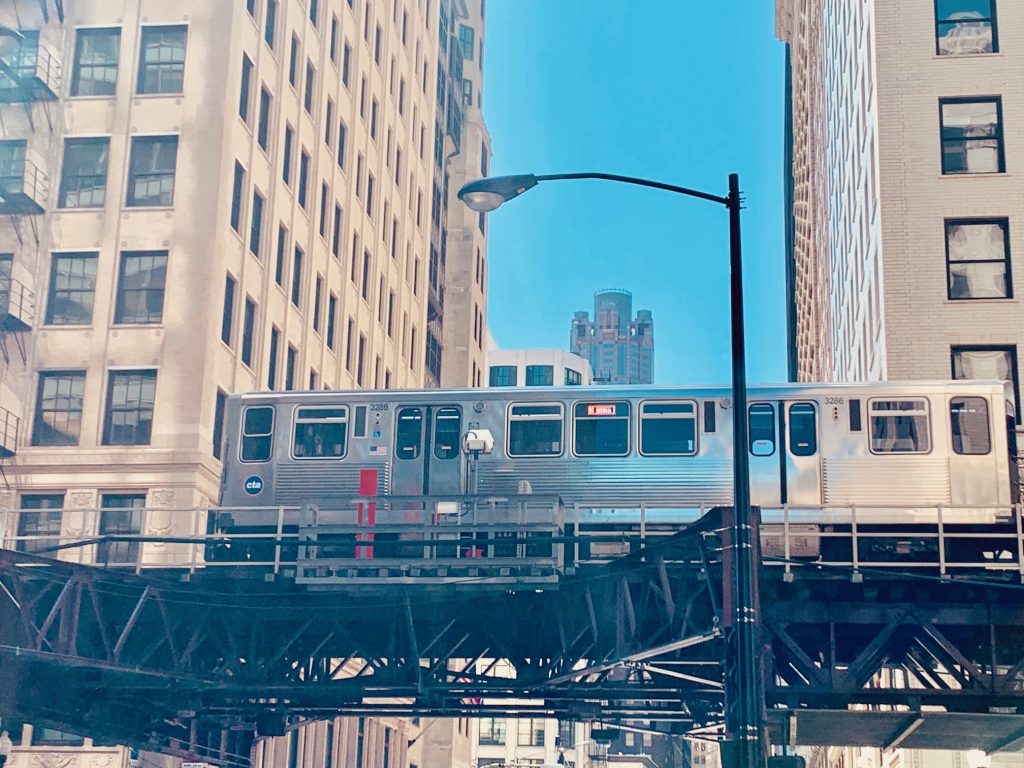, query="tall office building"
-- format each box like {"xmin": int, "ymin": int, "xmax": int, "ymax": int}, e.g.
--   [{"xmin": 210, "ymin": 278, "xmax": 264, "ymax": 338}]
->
[
  {"xmin": 778, "ymin": 1, "xmax": 1023, "ymax": 766},
  {"xmin": 570, "ymin": 289, "xmax": 654, "ymax": 385},
  {"xmin": 0, "ymin": 0, "xmax": 486, "ymax": 766},
  {"xmin": 777, "ymin": 0, "xmax": 1024, "ymax": 420}
]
